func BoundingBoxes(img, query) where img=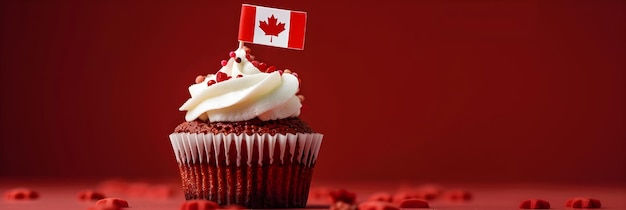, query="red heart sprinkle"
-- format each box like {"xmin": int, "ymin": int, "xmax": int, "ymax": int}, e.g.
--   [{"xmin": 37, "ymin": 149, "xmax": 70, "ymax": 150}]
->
[
  {"xmin": 216, "ymin": 72, "xmax": 230, "ymax": 82},
  {"xmin": 519, "ymin": 199, "xmax": 550, "ymax": 209}
]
